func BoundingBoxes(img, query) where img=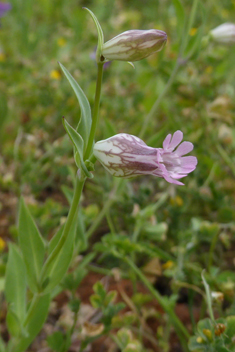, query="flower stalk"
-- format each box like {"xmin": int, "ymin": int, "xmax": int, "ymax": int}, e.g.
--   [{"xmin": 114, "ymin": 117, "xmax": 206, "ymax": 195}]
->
[{"xmin": 84, "ymin": 62, "xmax": 104, "ymax": 160}]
